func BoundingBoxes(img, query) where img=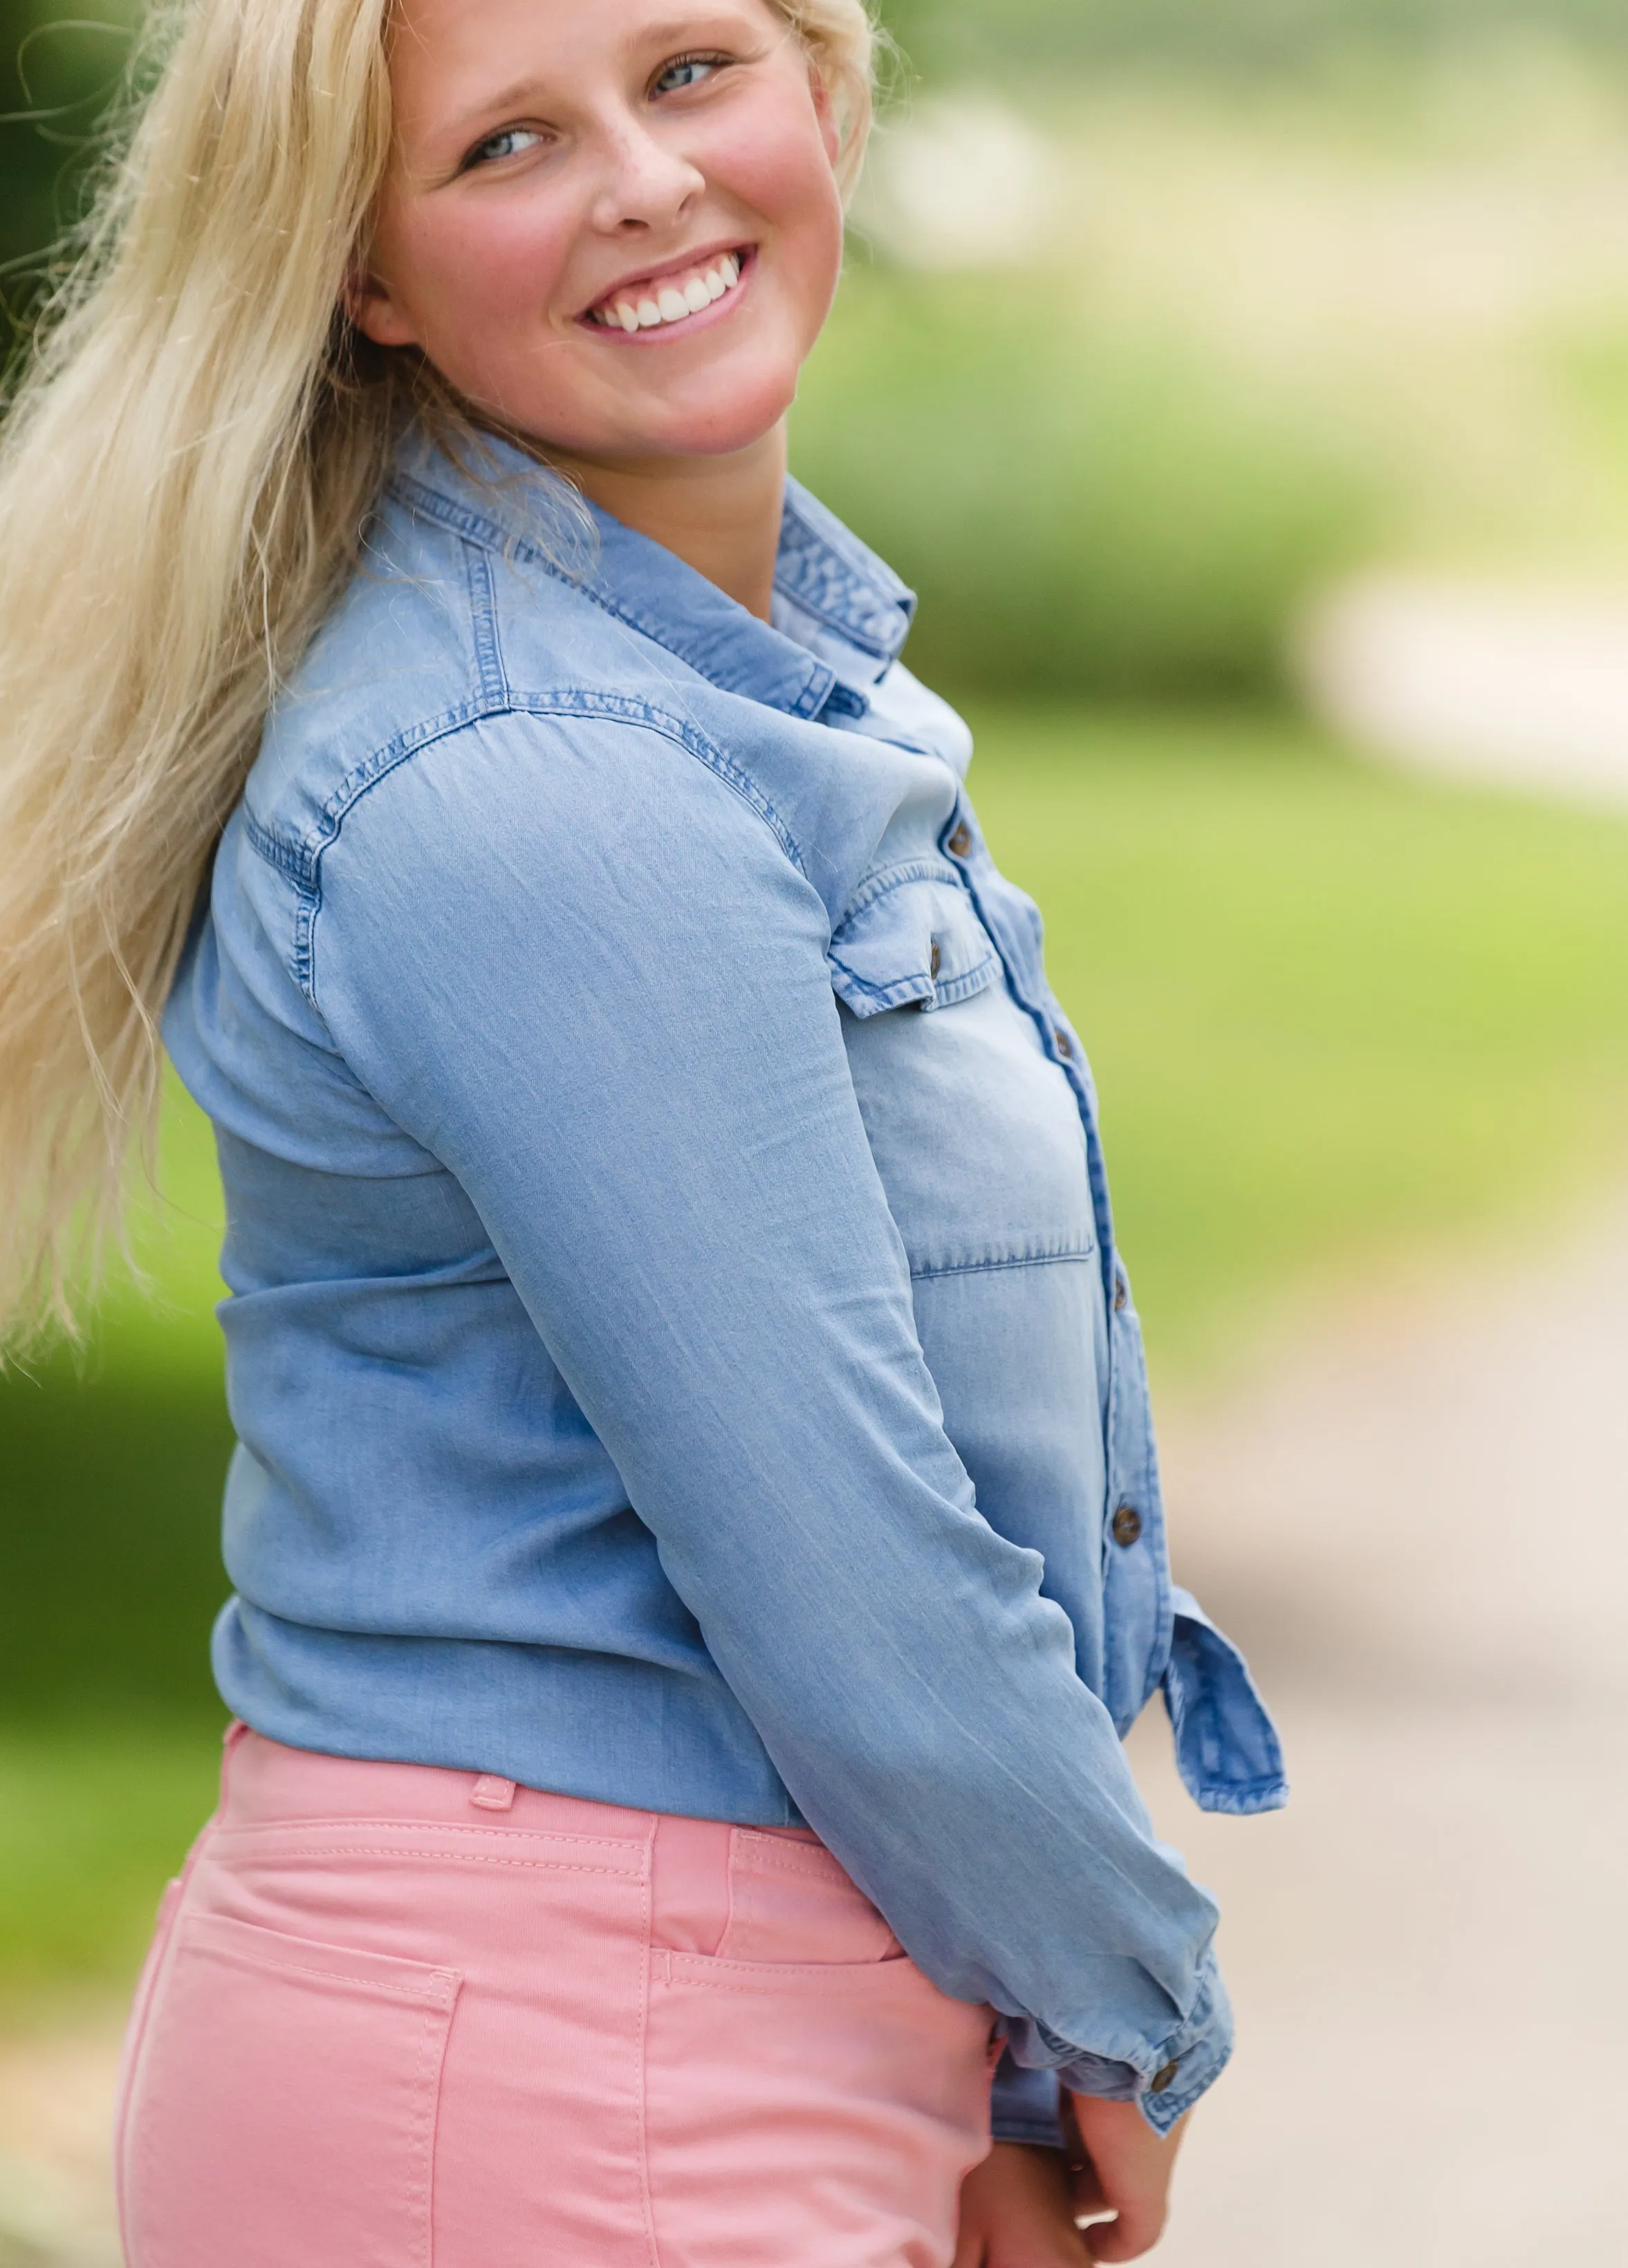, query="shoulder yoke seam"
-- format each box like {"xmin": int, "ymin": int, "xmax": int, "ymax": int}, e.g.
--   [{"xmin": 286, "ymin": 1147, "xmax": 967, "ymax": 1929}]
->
[{"xmin": 242, "ymin": 691, "xmax": 809, "ymax": 1005}]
